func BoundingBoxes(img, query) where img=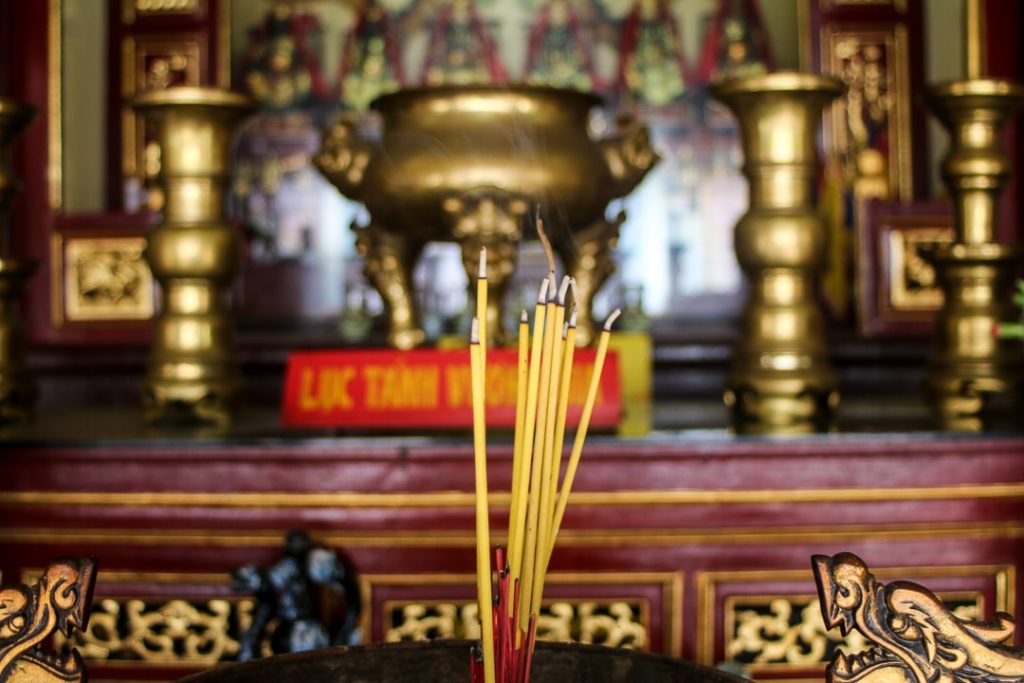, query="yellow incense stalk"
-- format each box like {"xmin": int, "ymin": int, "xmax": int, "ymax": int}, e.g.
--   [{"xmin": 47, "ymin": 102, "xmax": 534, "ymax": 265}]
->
[
  {"xmin": 506, "ymin": 309, "xmax": 530, "ymax": 603},
  {"xmin": 548, "ymin": 308, "xmax": 578, "ymax": 526},
  {"xmin": 469, "ymin": 318, "xmax": 496, "ymax": 683},
  {"xmin": 508, "ymin": 279, "xmax": 549, "ymax": 609},
  {"xmin": 520, "ymin": 275, "xmax": 556, "ymax": 621},
  {"xmin": 549, "ymin": 308, "xmax": 620, "ymax": 557},
  {"xmin": 476, "ymin": 247, "xmax": 488, "ymax": 356},
  {"xmin": 531, "ymin": 277, "xmax": 569, "ymax": 616}
]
